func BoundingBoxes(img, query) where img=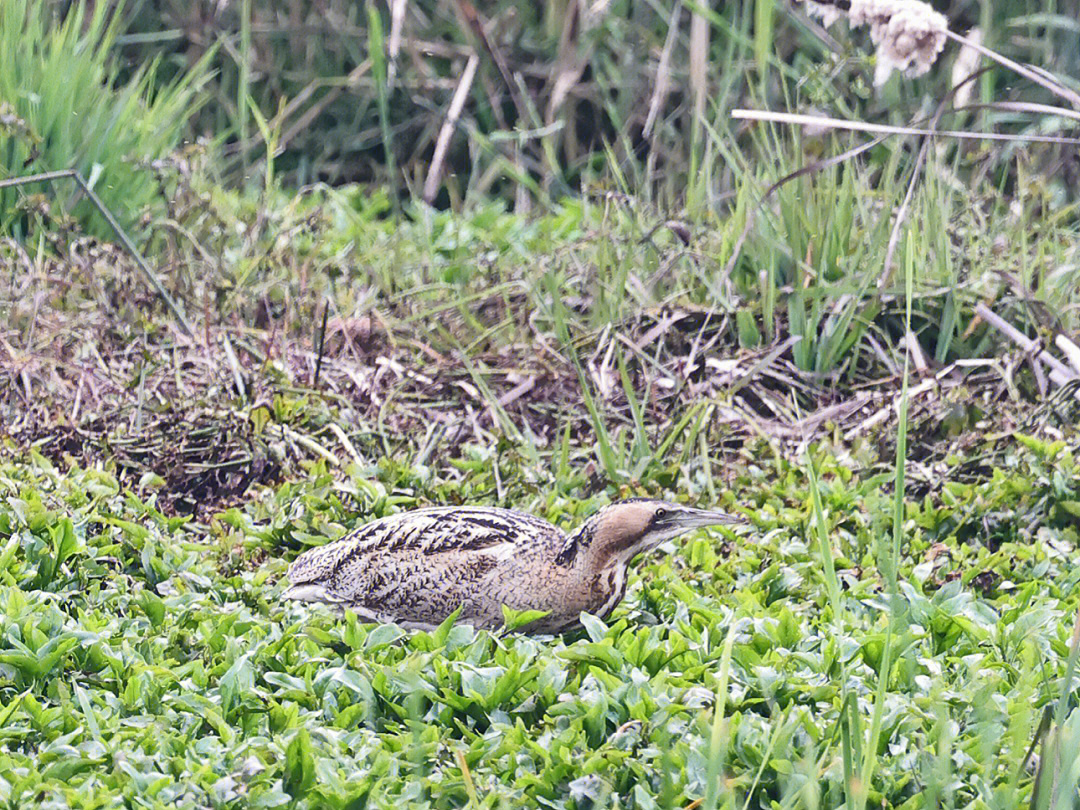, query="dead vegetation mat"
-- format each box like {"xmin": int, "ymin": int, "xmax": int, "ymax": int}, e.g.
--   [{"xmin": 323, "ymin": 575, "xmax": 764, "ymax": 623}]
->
[{"xmin": 2, "ymin": 240, "xmax": 1077, "ymax": 516}]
